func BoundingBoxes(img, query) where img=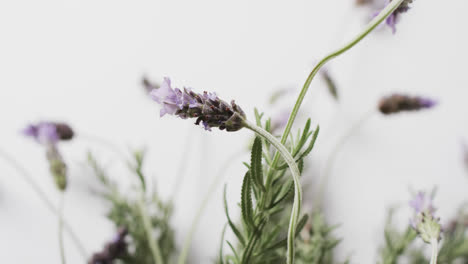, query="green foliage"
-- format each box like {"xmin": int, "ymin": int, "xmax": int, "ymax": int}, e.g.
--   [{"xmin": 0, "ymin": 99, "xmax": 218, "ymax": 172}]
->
[
  {"xmin": 219, "ymin": 111, "xmax": 323, "ymax": 264},
  {"xmin": 378, "ymin": 208, "xmax": 417, "ymax": 264},
  {"xmin": 87, "ymin": 151, "xmax": 176, "ymax": 264}
]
